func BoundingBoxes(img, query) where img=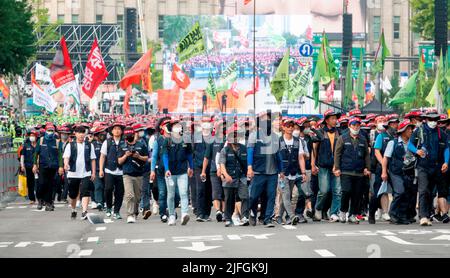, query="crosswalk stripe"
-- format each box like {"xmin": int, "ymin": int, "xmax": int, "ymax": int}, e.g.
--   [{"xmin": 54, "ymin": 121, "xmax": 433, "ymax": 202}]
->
[
  {"xmin": 315, "ymin": 249, "xmax": 336, "ymax": 257},
  {"xmin": 282, "ymin": 225, "xmax": 297, "ymax": 230},
  {"xmin": 96, "ymin": 227, "xmax": 107, "ymax": 231},
  {"xmin": 87, "ymin": 237, "xmax": 99, "ymax": 242},
  {"xmin": 78, "ymin": 249, "xmax": 93, "ymax": 257},
  {"xmin": 296, "ymin": 235, "xmax": 313, "ymax": 241}
]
